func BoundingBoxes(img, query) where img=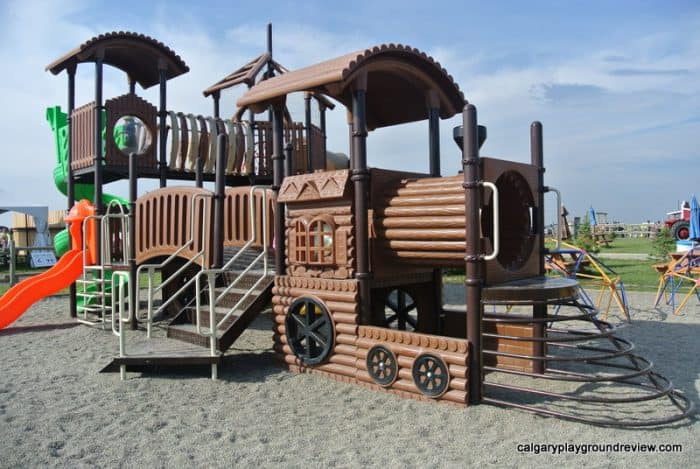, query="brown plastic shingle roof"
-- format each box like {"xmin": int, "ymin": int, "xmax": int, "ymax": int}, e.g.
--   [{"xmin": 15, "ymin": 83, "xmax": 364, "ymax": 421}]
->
[
  {"xmin": 204, "ymin": 56, "xmax": 335, "ymax": 110},
  {"xmin": 46, "ymin": 31, "xmax": 189, "ymax": 88},
  {"xmin": 237, "ymin": 44, "xmax": 465, "ymax": 129}
]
